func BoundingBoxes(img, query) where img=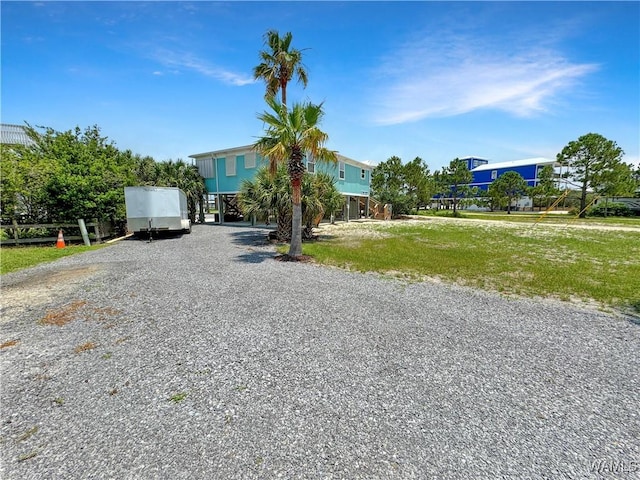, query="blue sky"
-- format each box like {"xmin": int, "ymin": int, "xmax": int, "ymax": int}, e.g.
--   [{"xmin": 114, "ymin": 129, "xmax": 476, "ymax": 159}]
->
[{"xmin": 2, "ymin": 1, "xmax": 639, "ymax": 171}]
